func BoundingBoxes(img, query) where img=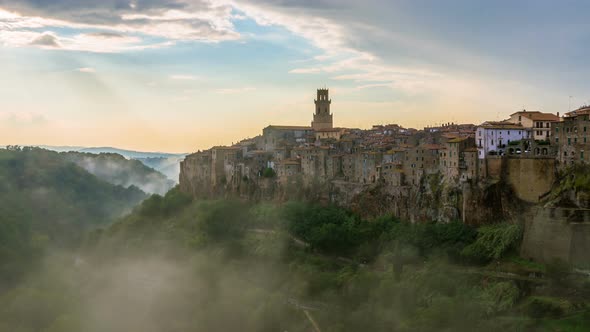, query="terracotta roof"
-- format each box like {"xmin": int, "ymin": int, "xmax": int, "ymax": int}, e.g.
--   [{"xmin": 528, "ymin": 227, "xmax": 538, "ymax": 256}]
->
[
  {"xmin": 511, "ymin": 111, "xmax": 559, "ymax": 121},
  {"xmin": 565, "ymin": 106, "xmax": 590, "ymax": 118},
  {"xmin": 448, "ymin": 137, "xmax": 468, "ymax": 143},
  {"xmin": 421, "ymin": 144, "xmax": 444, "ymax": 150}
]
